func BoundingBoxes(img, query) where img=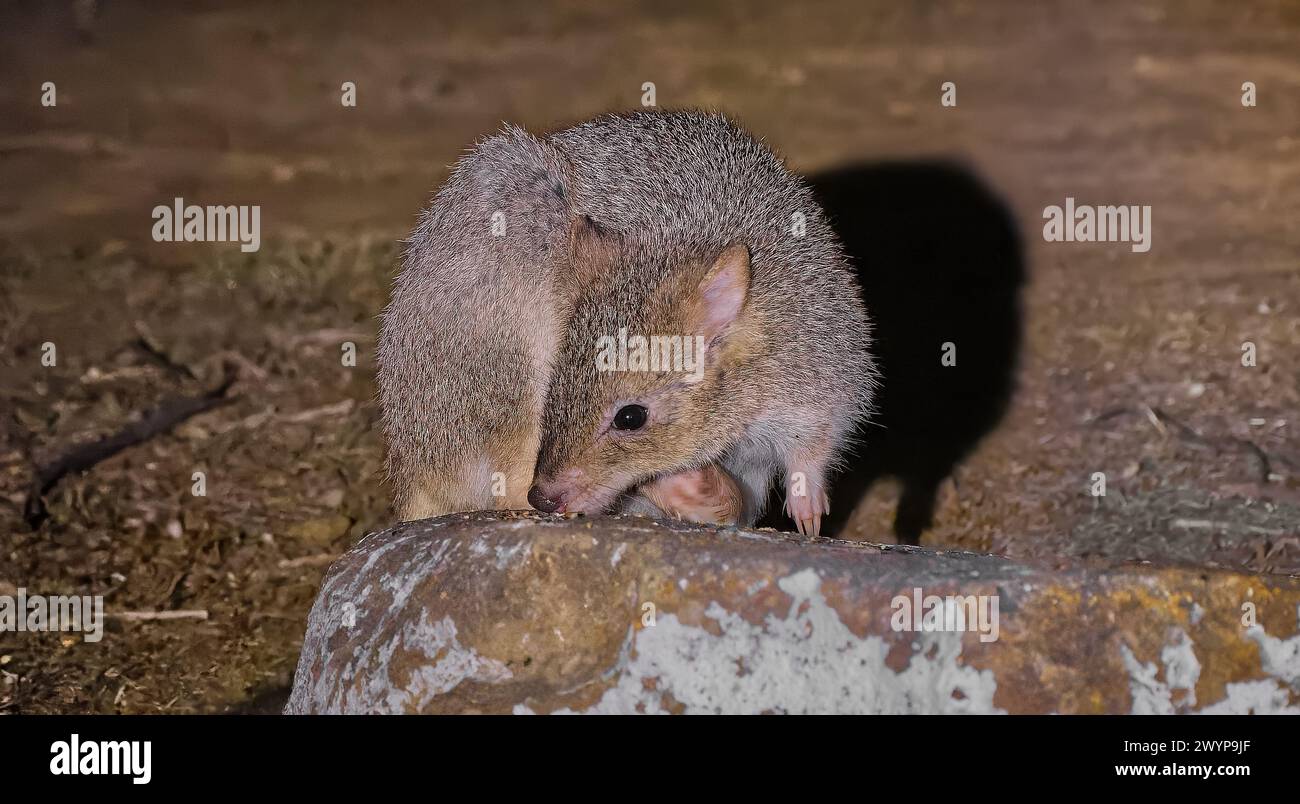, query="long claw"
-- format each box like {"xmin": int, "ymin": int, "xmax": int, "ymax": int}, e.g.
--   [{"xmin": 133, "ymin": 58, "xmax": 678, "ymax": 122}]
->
[{"xmin": 785, "ymin": 483, "xmax": 828, "ymax": 538}]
